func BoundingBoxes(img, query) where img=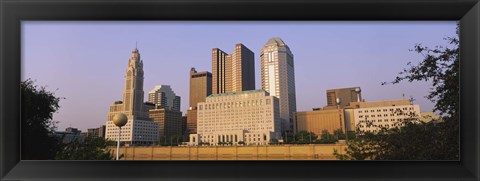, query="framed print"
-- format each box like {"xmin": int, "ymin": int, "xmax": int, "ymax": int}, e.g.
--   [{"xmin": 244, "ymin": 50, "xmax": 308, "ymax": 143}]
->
[{"xmin": 1, "ymin": 0, "xmax": 479, "ymax": 180}]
